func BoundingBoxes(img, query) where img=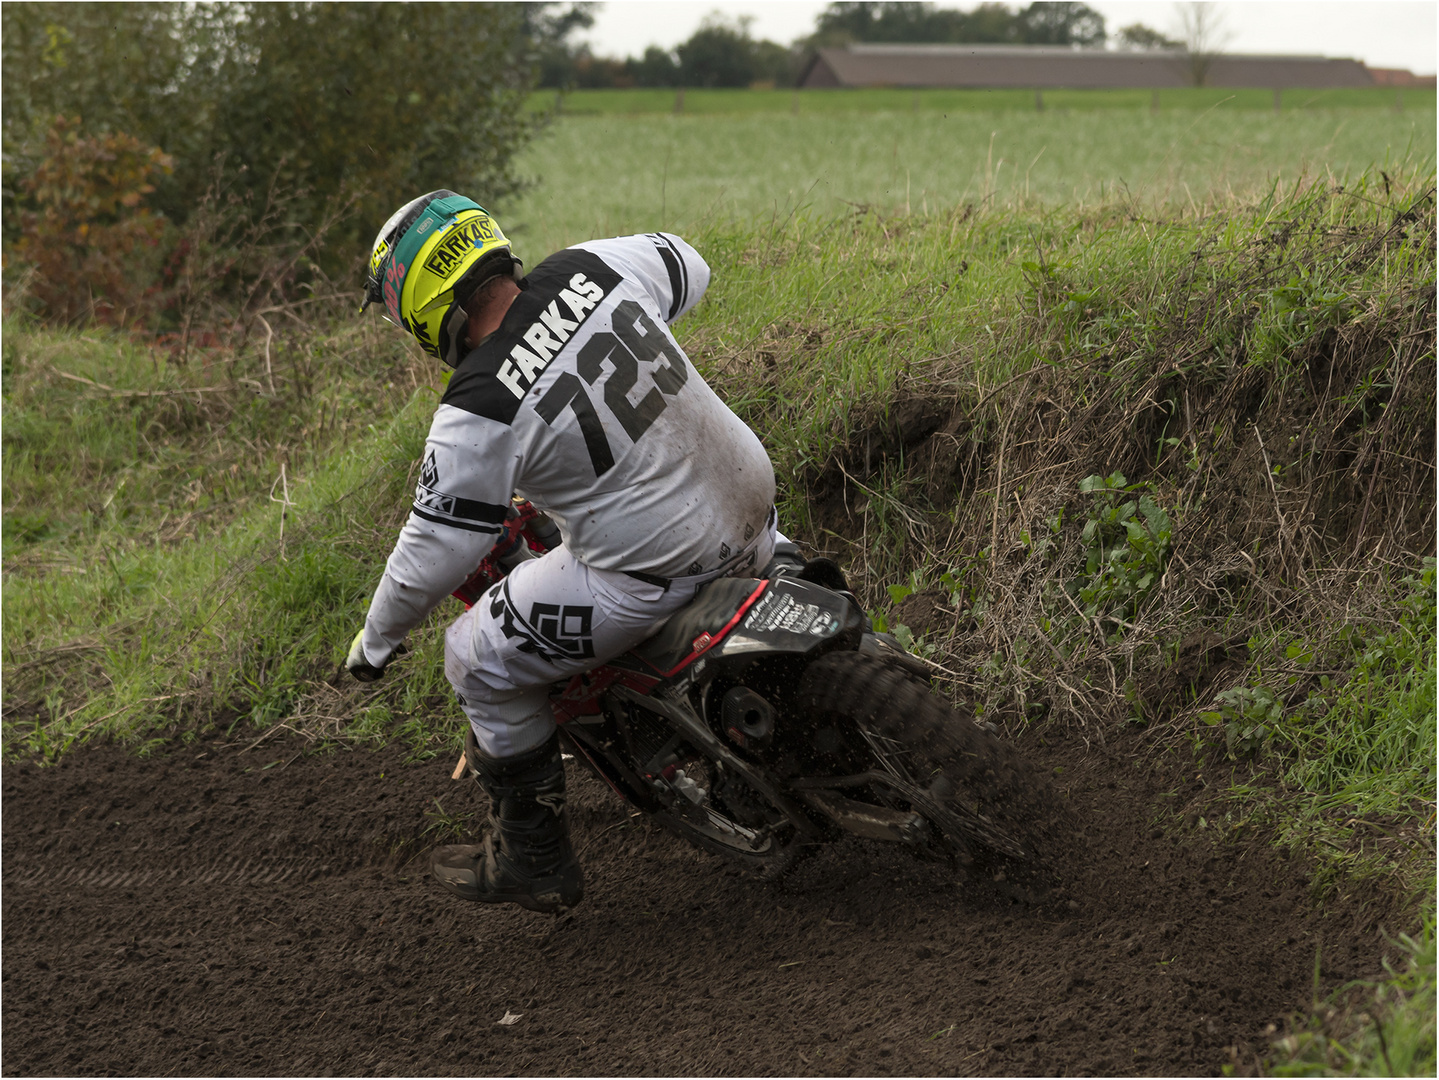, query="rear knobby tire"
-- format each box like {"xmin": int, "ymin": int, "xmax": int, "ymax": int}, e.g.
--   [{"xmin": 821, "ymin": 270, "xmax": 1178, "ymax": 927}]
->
[{"xmin": 797, "ymin": 651, "xmax": 1060, "ymax": 878}]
